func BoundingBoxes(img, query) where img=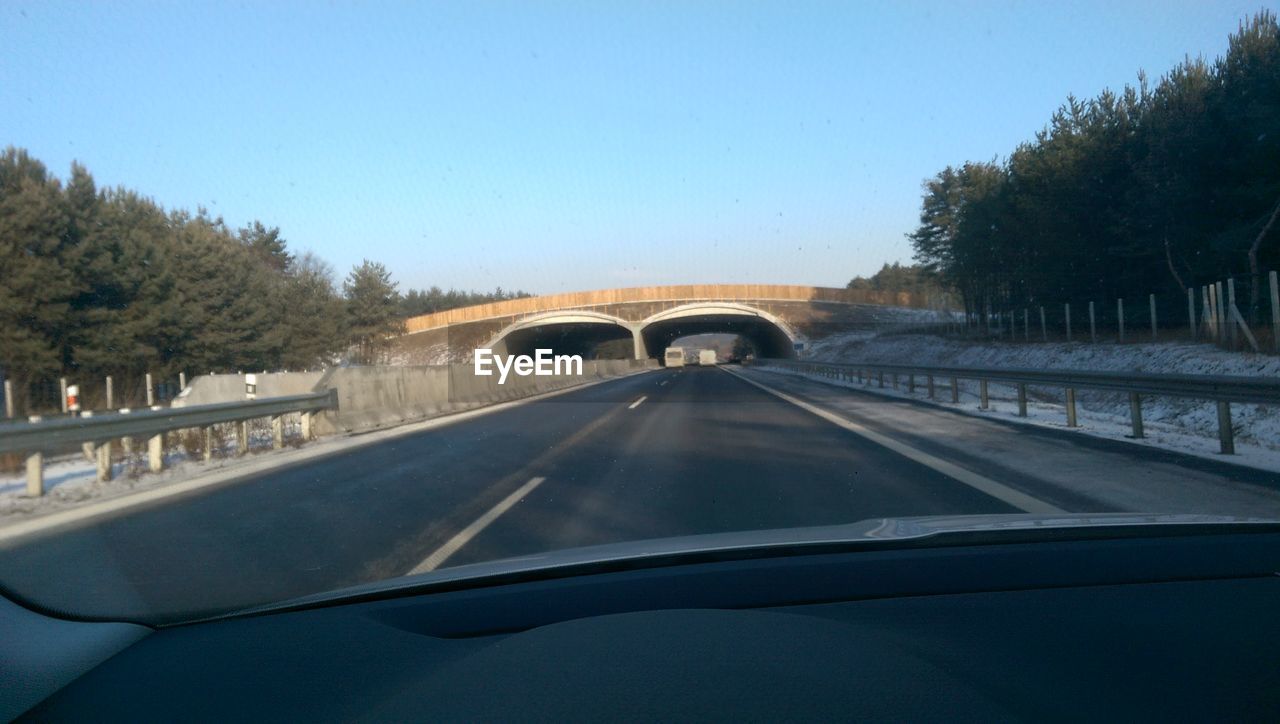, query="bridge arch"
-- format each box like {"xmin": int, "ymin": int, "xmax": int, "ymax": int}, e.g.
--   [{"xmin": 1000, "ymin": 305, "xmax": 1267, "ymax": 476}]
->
[
  {"xmin": 485, "ymin": 310, "xmax": 636, "ymax": 359},
  {"xmin": 638, "ymin": 302, "xmax": 801, "ymax": 360}
]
